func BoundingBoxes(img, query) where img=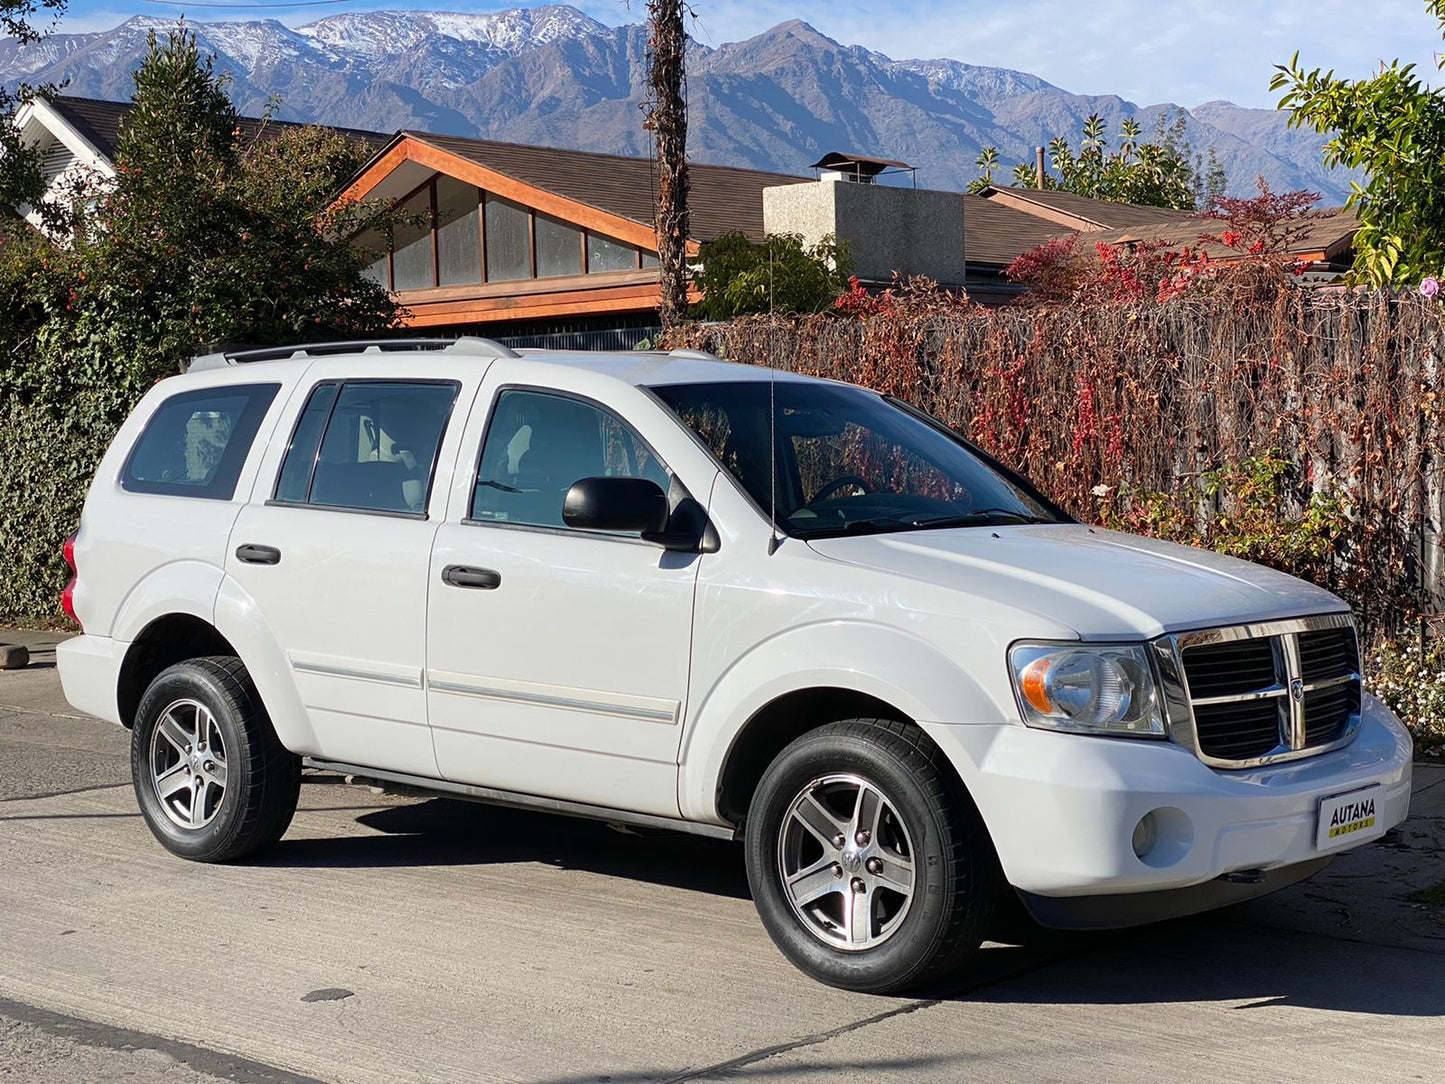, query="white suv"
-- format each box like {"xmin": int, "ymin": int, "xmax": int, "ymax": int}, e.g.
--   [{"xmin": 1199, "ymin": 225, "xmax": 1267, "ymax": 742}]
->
[{"xmin": 57, "ymin": 337, "xmax": 1413, "ymax": 992}]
